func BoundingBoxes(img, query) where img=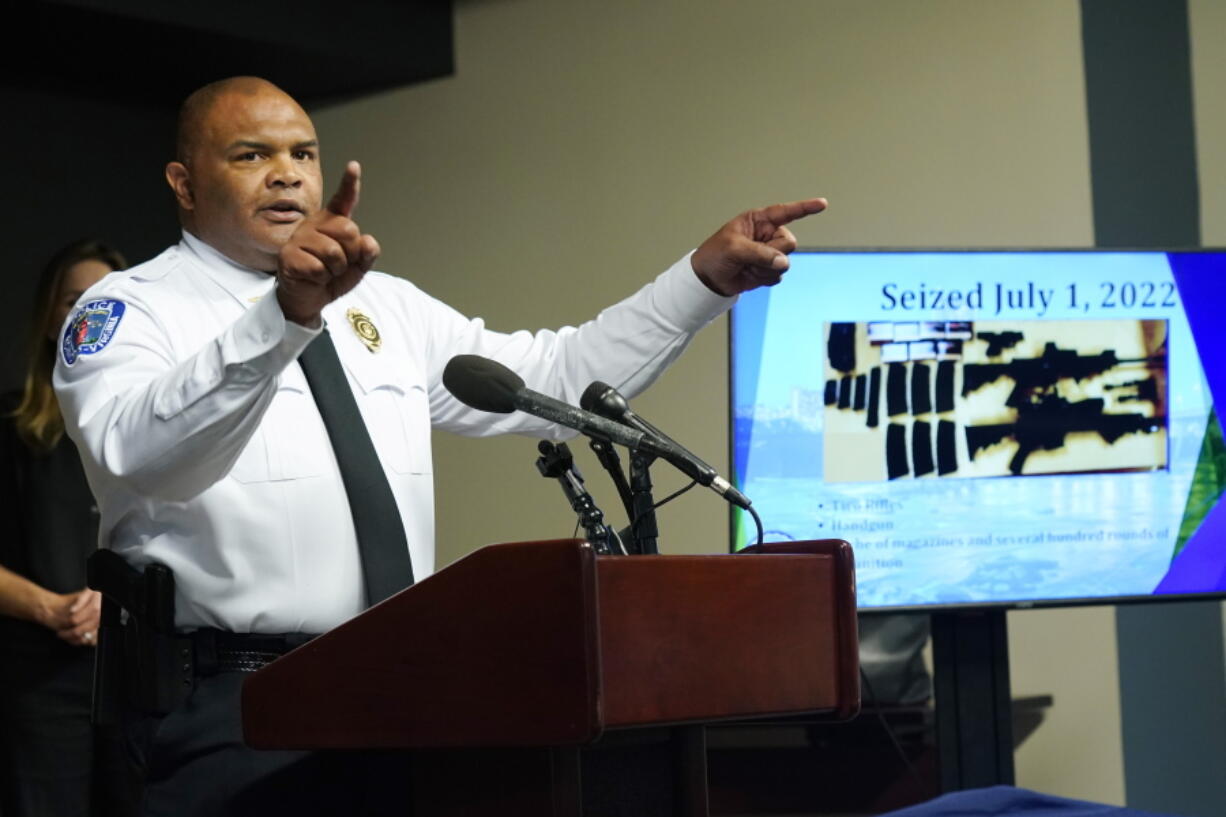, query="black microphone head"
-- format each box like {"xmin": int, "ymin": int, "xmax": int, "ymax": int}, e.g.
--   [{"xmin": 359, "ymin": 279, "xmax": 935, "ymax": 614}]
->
[
  {"xmin": 442, "ymin": 355, "xmax": 525, "ymax": 414},
  {"xmin": 580, "ymin": 380, "xmax": 629, "ymax": 420}
]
